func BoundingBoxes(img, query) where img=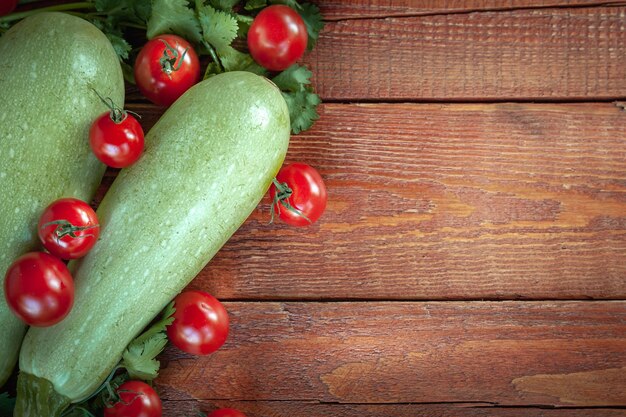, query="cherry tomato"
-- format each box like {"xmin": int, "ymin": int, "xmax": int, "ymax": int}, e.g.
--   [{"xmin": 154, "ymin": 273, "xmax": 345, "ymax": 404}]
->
[
  {"xmin": 104, "ymin": 381, "xmax": 162, "ymax": 417},
  {"xmin": 247, "ymin": 5, "xmax": 308, "ymax": 71},
  {"xmin": 38, "ymin": 198, "xmax": 99, "ymax": 260},
  {"xmin": 90, "ymin": 110, "xmax": 144, "ymax": 168},
  {"xmin": 4, "ymin": 252, "xmax": 74, "ymax": 326},
  {"xmin": 134, "ymin": 34, "xmax": 201, "ymax": 107},
  {"xmin": 167, "ymin": 291, "xmax": 229, "ymax": 355},
  {"xmin": 270, "ymin": 163, "xmax": 327, "ymax": 226},
  {"xmin": 0, "ymin": 0, "xmax": 18, "ymax": 16},
  {"xmin": 207, "ymin": 409, "xmax": 247, "ymax": 417}
]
